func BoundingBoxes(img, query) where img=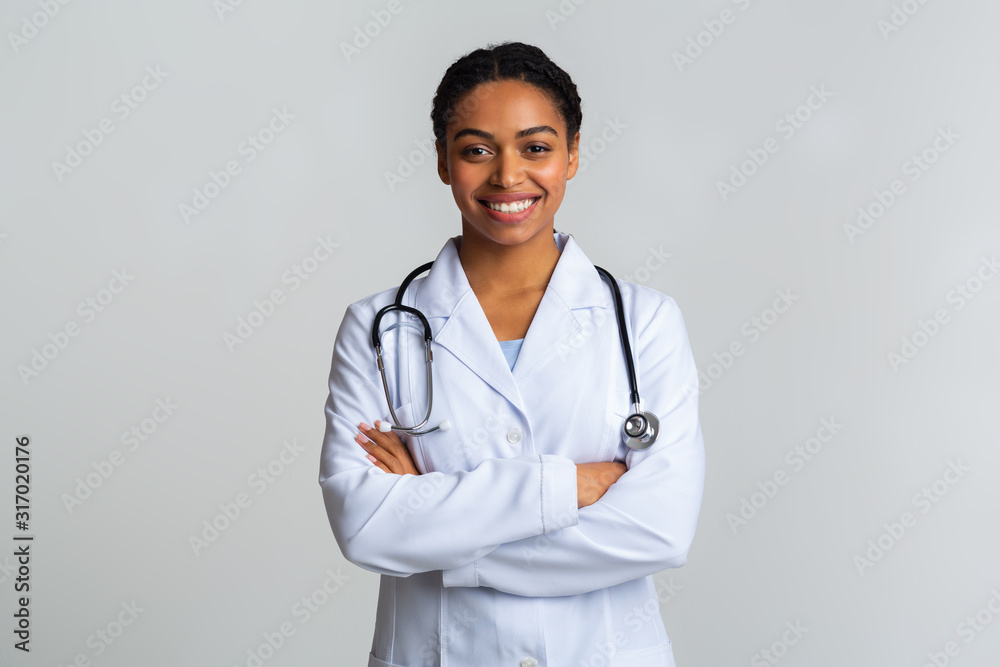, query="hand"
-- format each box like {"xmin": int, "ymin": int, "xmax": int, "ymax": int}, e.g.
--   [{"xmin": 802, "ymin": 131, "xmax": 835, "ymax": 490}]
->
[
  {"xmin": 356, "ymin": 421, "xmax": 420, "ymax": 475},
  {"xmin": 576, "ymin": 462, "xmax": 627, "ymax": 509}
]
